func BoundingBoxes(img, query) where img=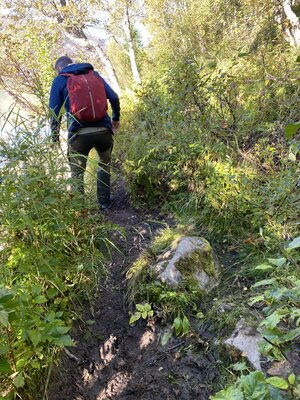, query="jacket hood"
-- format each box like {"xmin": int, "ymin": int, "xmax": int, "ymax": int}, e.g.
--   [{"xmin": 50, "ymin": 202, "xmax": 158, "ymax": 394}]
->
[{"xmin": 59, "ymin": 63, "xmax": 94, "ymax": 75}]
